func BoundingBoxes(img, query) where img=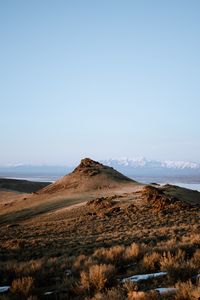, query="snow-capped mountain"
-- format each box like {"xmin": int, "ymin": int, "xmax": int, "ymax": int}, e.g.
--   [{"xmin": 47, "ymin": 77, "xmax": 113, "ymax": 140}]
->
[
  {"xmin": 102, "ymin": 158, "xmax": 200, "ymax": 170},
  {"xmin": 1, "ymin": 158, "xmax": 200, "ymax": 172},
  {"xmin": 101, "ymin": 158, "xmax": 200, "ymax": 176},
  {"xmin": 160, "ymin": 160, "xmax": 200, "ymax": 169}
]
